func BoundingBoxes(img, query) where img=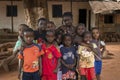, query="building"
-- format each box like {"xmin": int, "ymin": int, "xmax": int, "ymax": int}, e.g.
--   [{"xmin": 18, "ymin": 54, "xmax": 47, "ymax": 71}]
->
[{"xmin": 0, "ymin": 0, "xmax": 120, "ymax": 36}]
